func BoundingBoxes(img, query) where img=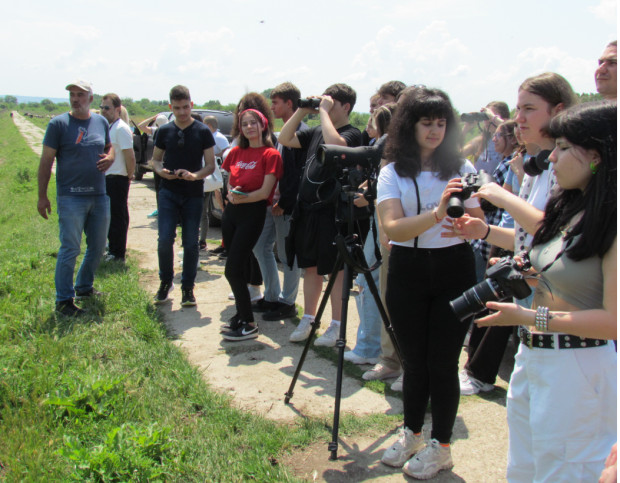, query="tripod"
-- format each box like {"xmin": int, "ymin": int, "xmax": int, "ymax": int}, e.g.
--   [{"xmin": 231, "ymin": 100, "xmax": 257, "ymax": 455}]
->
[{"xmin": 284, "ymin": 189, "xmax": 403, "ymax": 460}]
